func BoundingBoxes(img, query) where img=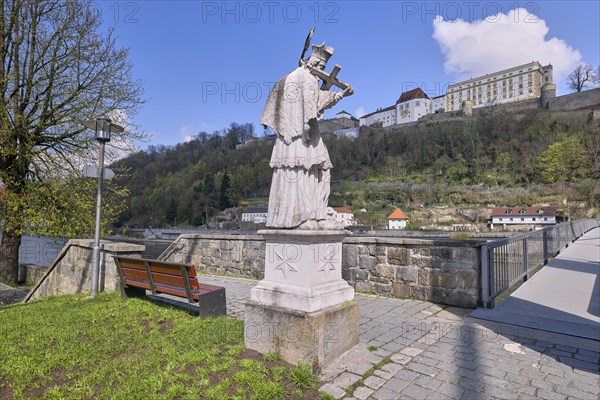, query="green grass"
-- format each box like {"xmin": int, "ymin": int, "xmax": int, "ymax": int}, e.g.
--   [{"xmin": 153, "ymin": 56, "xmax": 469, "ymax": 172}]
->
[{"xmin": 0, "ymin": 292, "xmax": 323, "ymax": 399}]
